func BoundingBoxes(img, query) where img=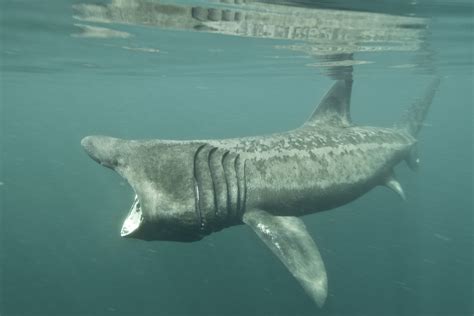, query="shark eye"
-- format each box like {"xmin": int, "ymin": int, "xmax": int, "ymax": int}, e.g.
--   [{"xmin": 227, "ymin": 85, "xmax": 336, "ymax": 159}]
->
[
  {"xmin": 112, "ymin": 158, "xmax": 120, "ymax": 166},
  {"xmin": 111, "ymin": 157, "xmax": 124, "ymax": 167}
]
